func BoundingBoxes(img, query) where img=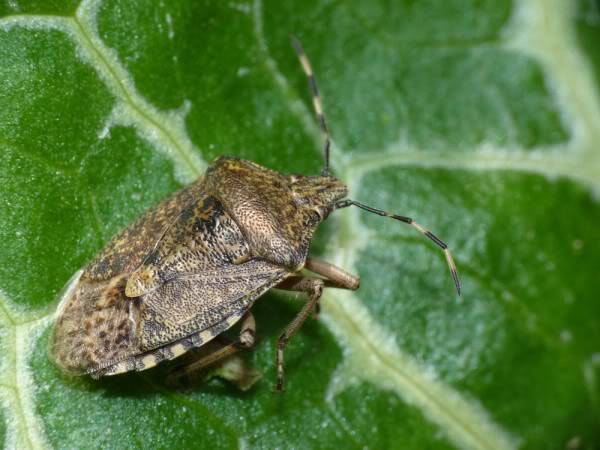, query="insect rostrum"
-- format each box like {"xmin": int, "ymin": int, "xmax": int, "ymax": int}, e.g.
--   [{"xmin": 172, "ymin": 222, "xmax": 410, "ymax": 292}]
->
[{"xmin": 50, "ymin": 39, "xmax": 460, "ymax": 392}]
